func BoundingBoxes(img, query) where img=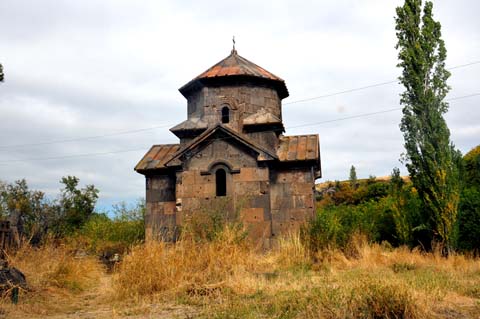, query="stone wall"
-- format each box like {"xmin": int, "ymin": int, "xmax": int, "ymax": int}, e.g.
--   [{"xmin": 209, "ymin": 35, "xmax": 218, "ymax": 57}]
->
[
  {"xmin": 269, "ymin": 168, "xmax": 316, "ymax": 239},
  {"xmin": 186, "ymin": 85, "xmax": 281, "ymax": 147},
  {"xmin": 145, "ymin": 142, "xmax": 317, "ymax": 247},
  {"xmin": 145, "ymin": 174, "xmax": 177, "ymax": 241},
  {"xmin": 174, "ymin": 138, "xmax": 273, "ymax": 243}
]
